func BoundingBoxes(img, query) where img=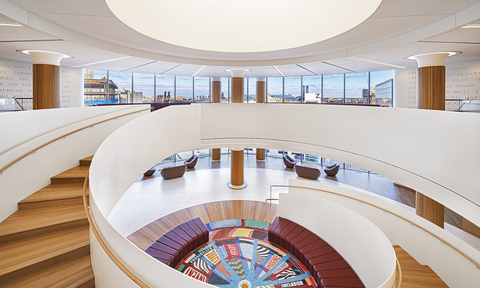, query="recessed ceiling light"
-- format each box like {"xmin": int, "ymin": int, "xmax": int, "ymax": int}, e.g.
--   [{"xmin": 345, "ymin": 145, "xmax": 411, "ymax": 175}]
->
[
  {"xmin": 461, "ymin": 24, "xmax": 480, "ymax": 28},
  {"xmin": 0, "ymin": 23, "xmax": 22, "ymax": 27},
  {"xmin": 272, "ymin": 66, "xmax": 285, "ymax": 77},
  {"xmin": 348, "ymin": 56, "xmax": 406, "ymax": 69},
  {"xmin": 20, "ymin": 50, "xmax": 71, "ymax": 58},
  {"xmin": 192, "ymin": 65, "xmax": 206, "ymax": 77},
  {"xmin": 72, "ymin": 56, "xmax": 132, "ymax": 67}
]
